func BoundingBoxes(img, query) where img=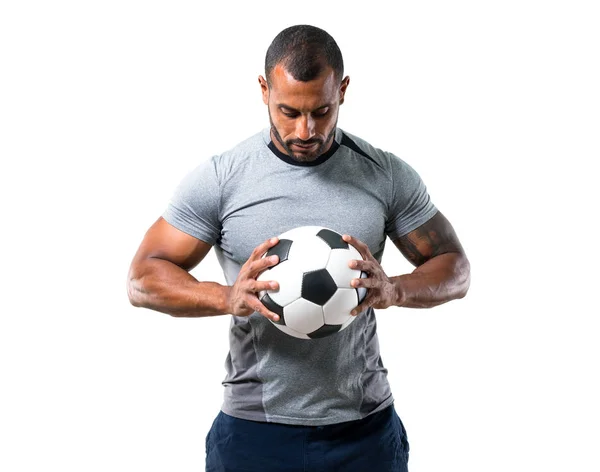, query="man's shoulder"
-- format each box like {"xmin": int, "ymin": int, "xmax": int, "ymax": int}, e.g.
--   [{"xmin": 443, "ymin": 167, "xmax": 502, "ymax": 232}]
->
[
  {"xmin": 337, "ymin": 129, "xmax": 396, "ymax": 171},
  {"xmin": 206, "ymin": 129, "xmax": 269, "ymax": 170}
]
